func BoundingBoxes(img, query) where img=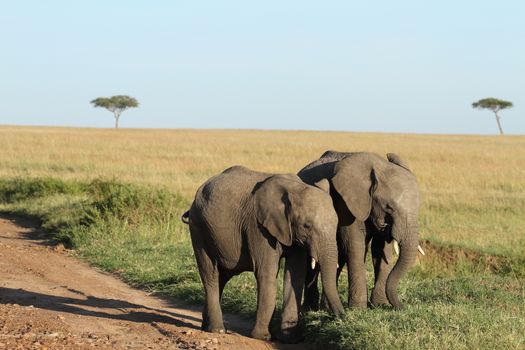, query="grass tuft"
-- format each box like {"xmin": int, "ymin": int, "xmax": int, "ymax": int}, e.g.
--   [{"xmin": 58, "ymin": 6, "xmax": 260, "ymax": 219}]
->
[{"xmin": 0, "ymin": 177, "xmax": 85, "ymax": 203}]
